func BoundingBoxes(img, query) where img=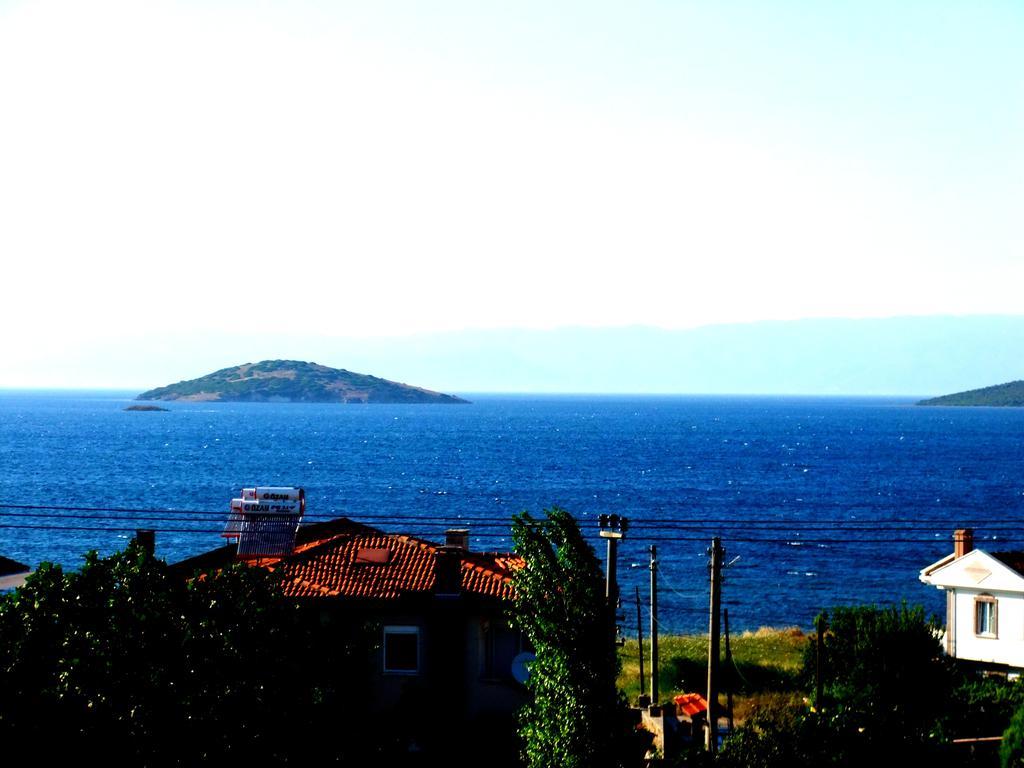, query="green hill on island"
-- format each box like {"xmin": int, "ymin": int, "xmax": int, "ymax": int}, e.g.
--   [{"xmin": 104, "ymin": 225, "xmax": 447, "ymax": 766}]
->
[
  {"xmin": 917, "ymin": 380, "xmax": 1024, "ymax": 407},
  {"xmin": 136, "ymin": 360, "xmax": 469, "ymax": 404}
]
